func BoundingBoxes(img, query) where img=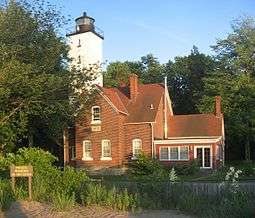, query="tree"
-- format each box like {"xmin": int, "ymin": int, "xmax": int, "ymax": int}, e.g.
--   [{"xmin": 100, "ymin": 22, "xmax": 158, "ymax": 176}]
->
[
  {"xmin": 104, "ymin": 54, "xmax": 165, "ymax": 87},
  {"xmin": 0, "ymin": 0, "xmax": 96, "ymax": 154},
  {"xmin": 166, "ymin": 46, "xmax": 215, "ymax": 114},
  {"xmin": 199, "ymin": 16, "xmax": 255, "ymax": 161}
]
